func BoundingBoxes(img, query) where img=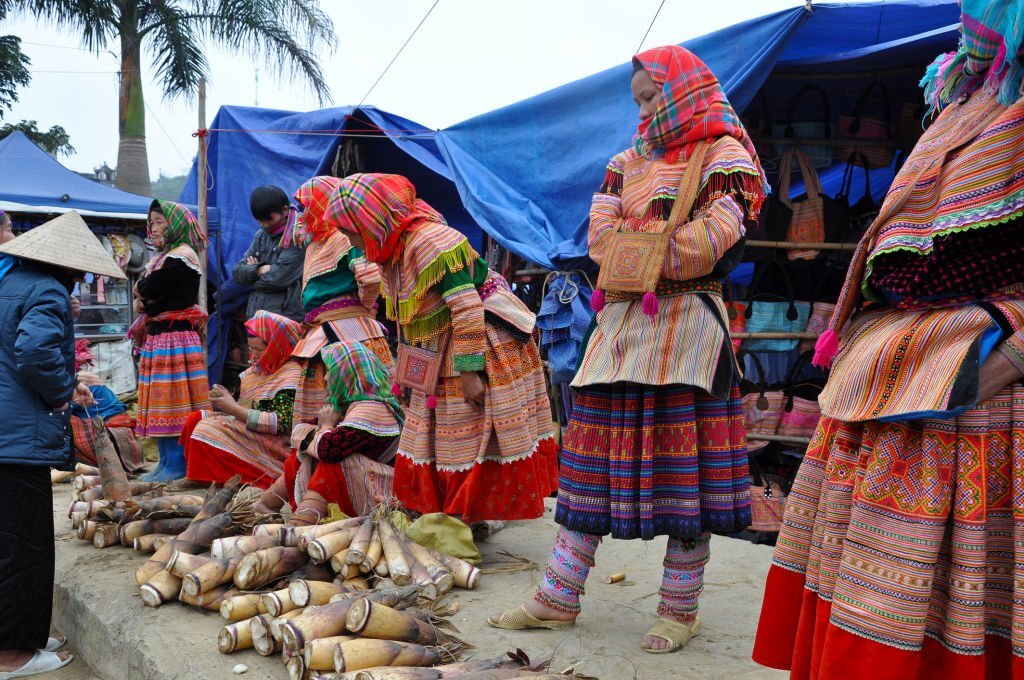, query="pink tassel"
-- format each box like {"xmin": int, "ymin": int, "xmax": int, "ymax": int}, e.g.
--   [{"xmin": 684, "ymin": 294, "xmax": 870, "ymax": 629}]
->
[
  {"xmin": 812, "ymin": 329, "xmax": 840, "ymax": 369},
  {"xmin": 590, "ymin": 288, "xmax": 606, "ymax": 313},
  {"xmin": 641, "ymin": 292, "xmax": 659, "ymax": 318},
  {"xmin": 391, "ymin": 383, "xmax": 403, "ymax": 398},
  {"xmin": 426, "ymin": 394, "xmax": 438, "ymax": 409}
]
